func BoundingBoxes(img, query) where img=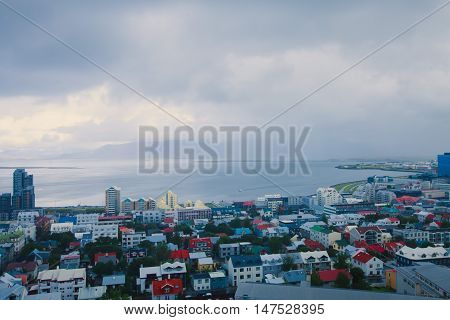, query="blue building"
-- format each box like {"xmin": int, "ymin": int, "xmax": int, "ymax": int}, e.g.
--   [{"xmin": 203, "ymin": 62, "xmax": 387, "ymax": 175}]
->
[{"xmin": 438, "ymin": 153, "xmax": 450, "ymax": 177}]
